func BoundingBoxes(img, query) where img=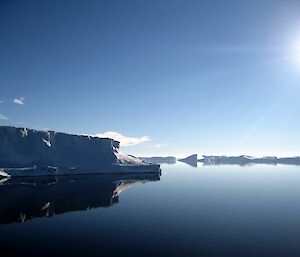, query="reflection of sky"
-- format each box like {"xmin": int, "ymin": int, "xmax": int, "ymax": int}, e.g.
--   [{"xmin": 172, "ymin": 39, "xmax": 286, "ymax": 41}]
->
[
  {"xmin": 126, "ymin": 163, "xmax": 300, "ymax": 255},
  {"xmin": 1, "ymin": 1, "xmax": 300, "ymax": 156},
  {"xmin": 1, "ymin": 163, "xmax": 300, "ymax": 256}
]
